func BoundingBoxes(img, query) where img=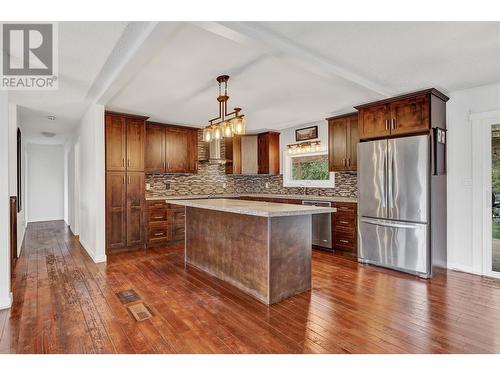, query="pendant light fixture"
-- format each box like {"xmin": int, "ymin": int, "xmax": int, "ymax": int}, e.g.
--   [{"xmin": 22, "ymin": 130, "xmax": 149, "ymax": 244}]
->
[{"xmin": 203, "ymin": 75, "xmax": 246, "ymax": 142}]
